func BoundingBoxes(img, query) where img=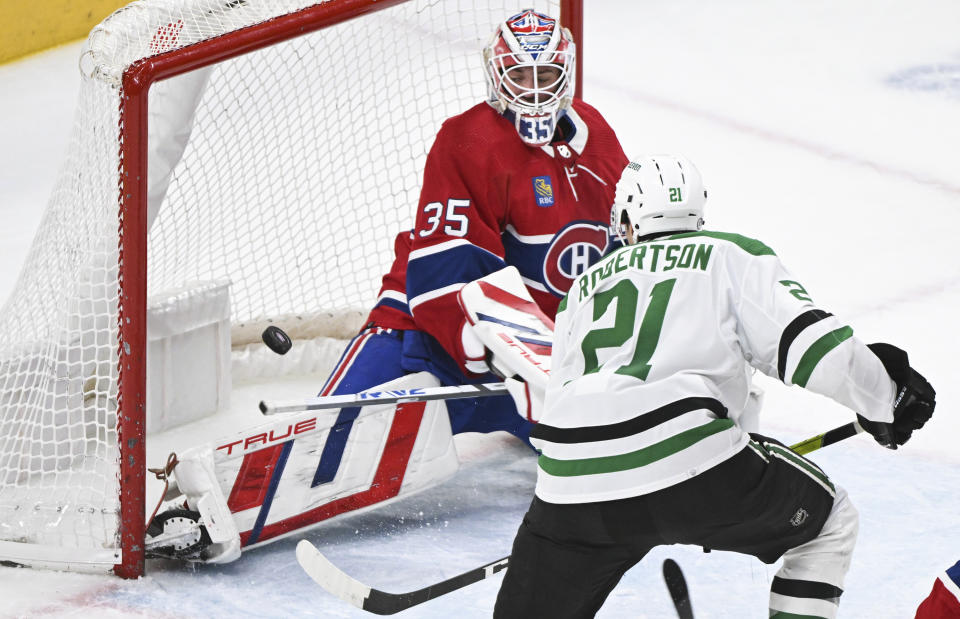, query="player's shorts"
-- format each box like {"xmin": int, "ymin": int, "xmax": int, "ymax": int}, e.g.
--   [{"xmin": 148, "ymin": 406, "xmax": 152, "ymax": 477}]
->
[{"xmin": 494, "ymin": 433, "xmax": 836, "ymax": 618}]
